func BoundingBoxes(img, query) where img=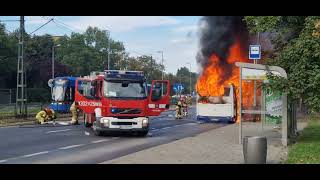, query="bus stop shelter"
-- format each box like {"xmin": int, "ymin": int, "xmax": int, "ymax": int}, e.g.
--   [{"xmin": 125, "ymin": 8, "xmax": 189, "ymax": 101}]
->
[{"xmin": 235, "ymin": 62, "xmax": 297, "ymax": 147}]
